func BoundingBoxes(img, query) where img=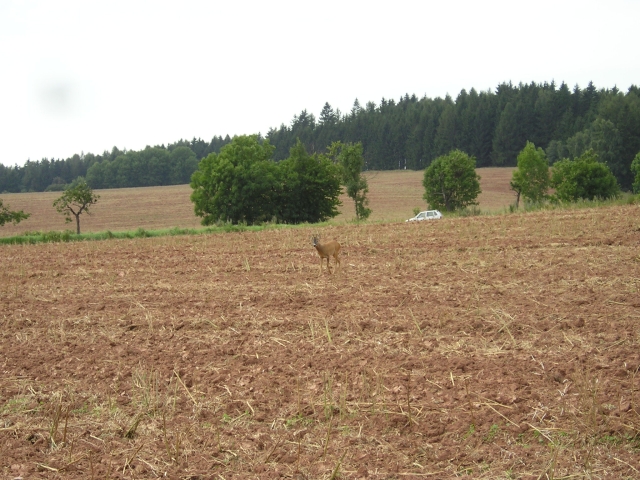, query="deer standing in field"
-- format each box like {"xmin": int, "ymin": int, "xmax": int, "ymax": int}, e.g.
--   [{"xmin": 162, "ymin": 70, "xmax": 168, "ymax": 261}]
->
[{"xmin": 312, "ymin": 236, "xmax": 341, "ymax": 275}]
